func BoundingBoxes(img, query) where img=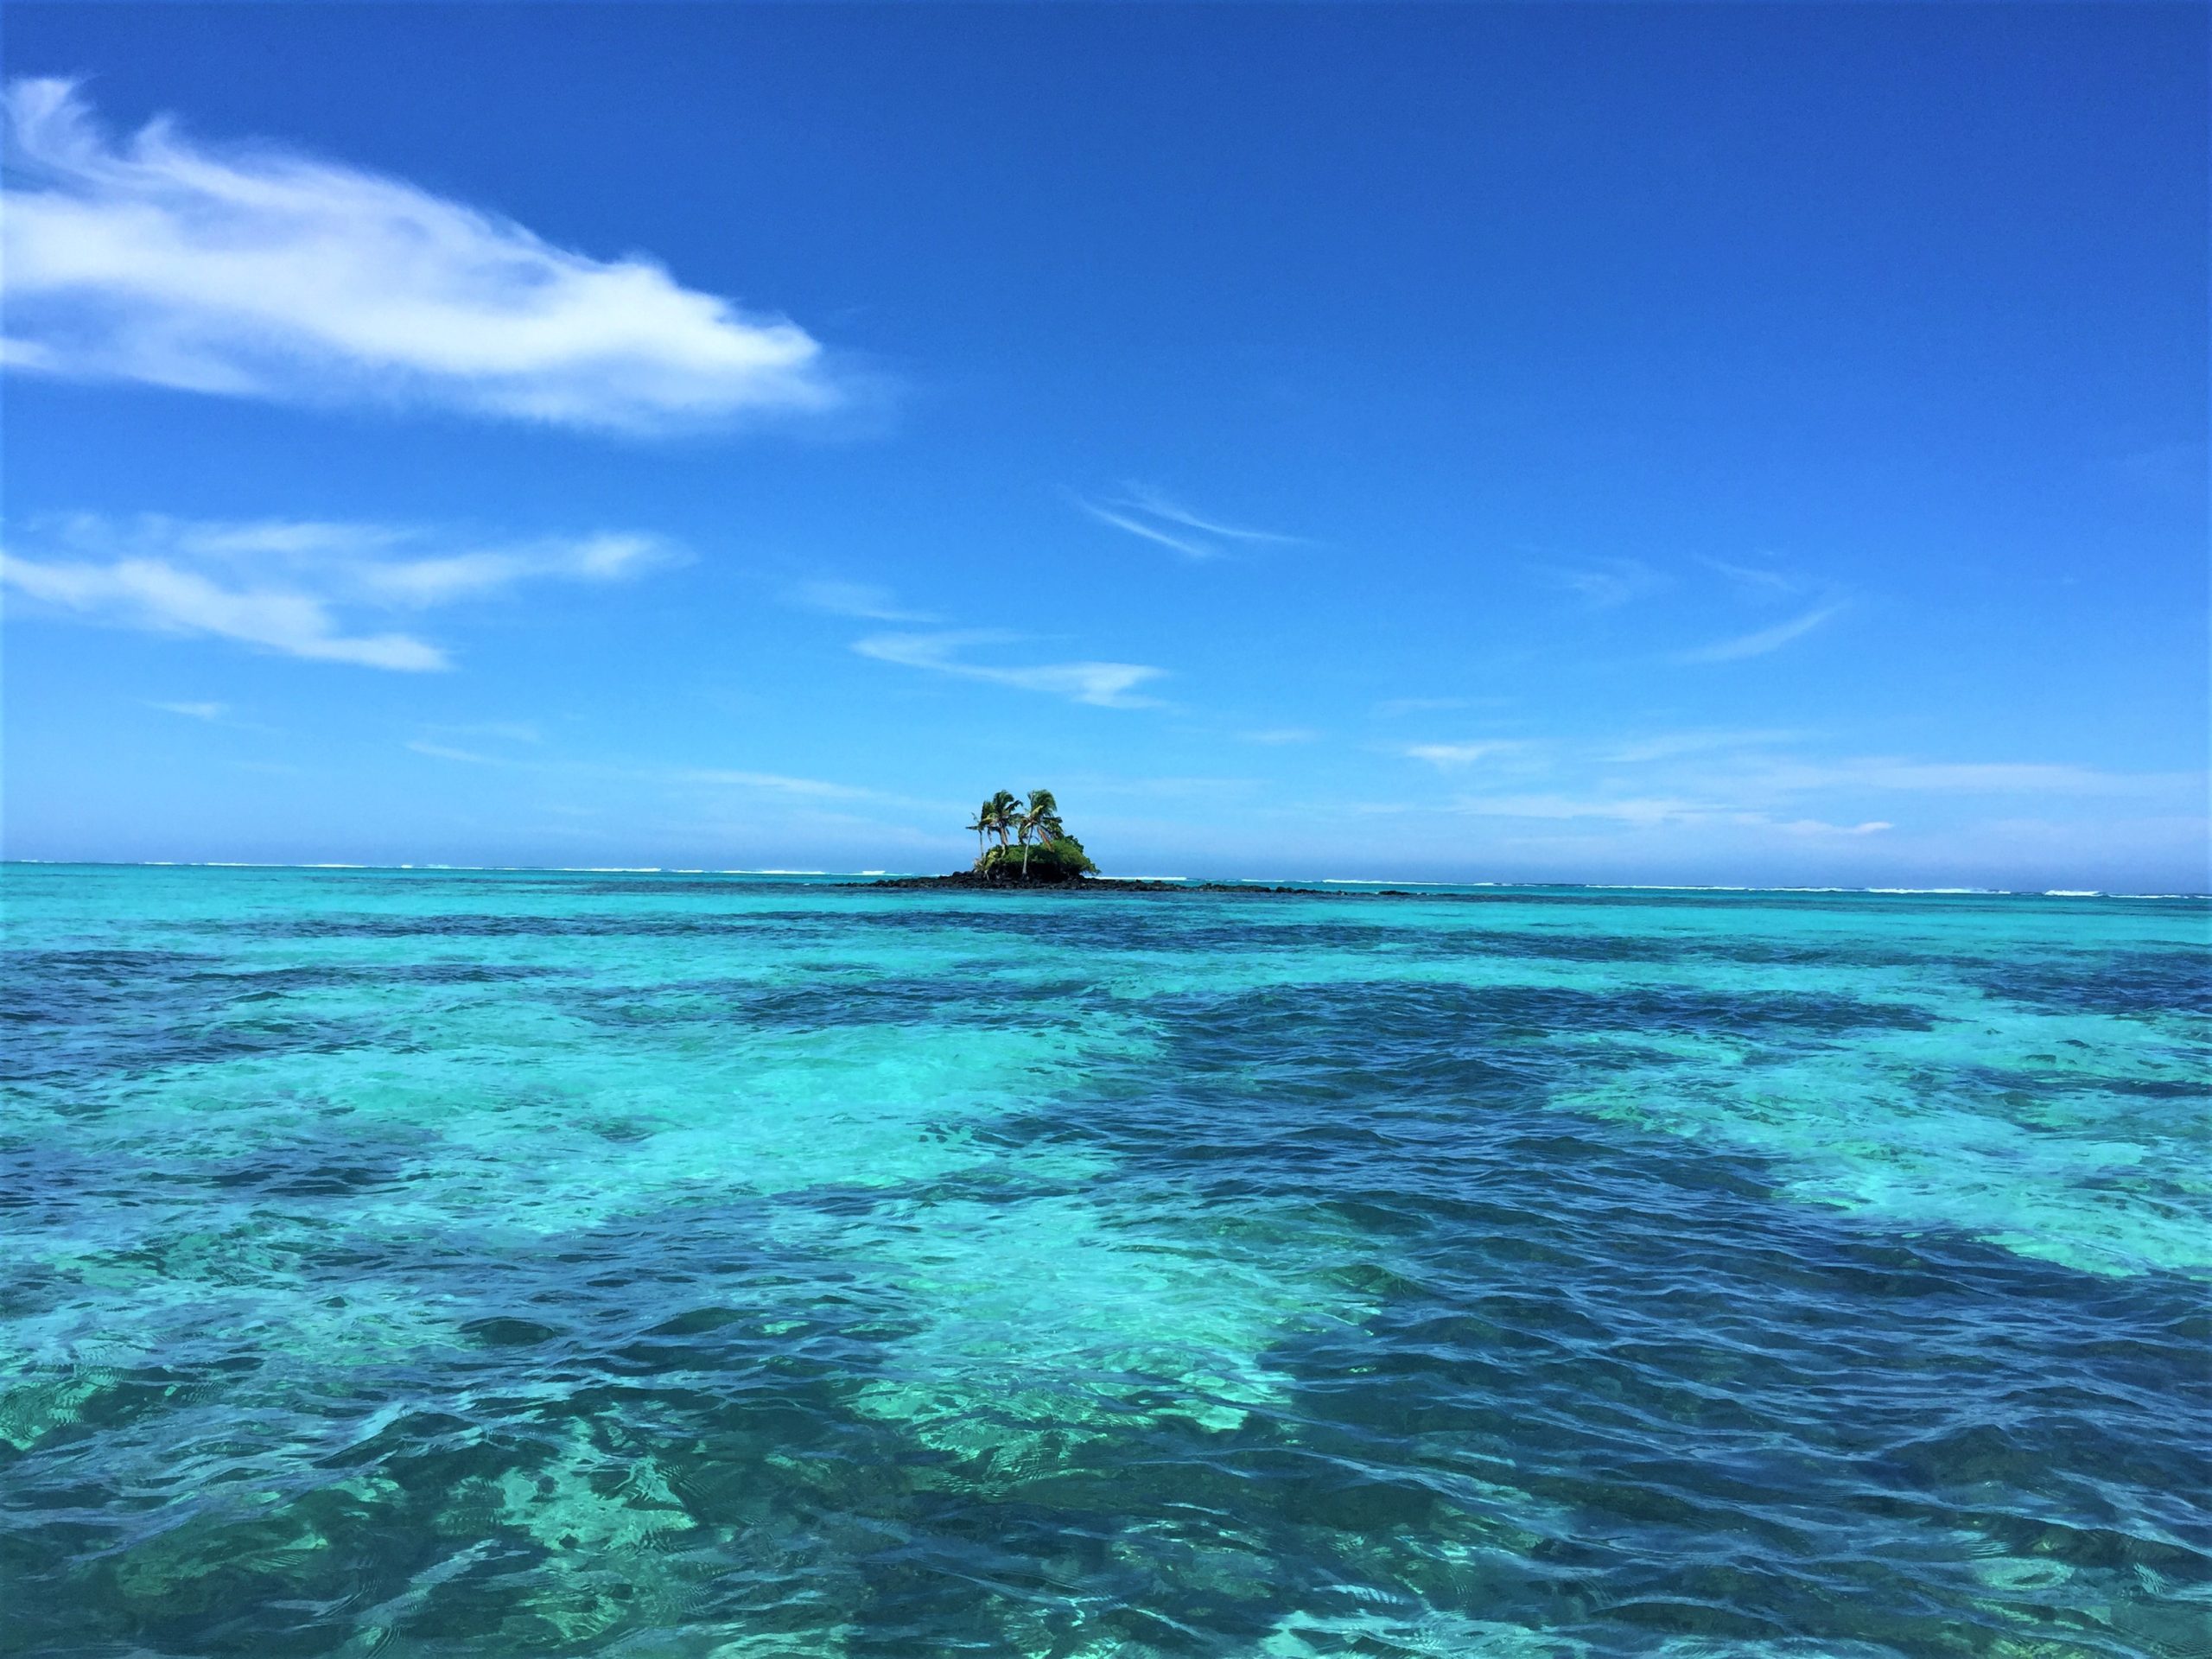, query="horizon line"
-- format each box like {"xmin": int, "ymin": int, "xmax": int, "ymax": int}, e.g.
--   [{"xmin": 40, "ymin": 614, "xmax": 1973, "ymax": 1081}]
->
[{"xmin": 0, "ymin": 859, "xmax": 2202, "ymax": 900}]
